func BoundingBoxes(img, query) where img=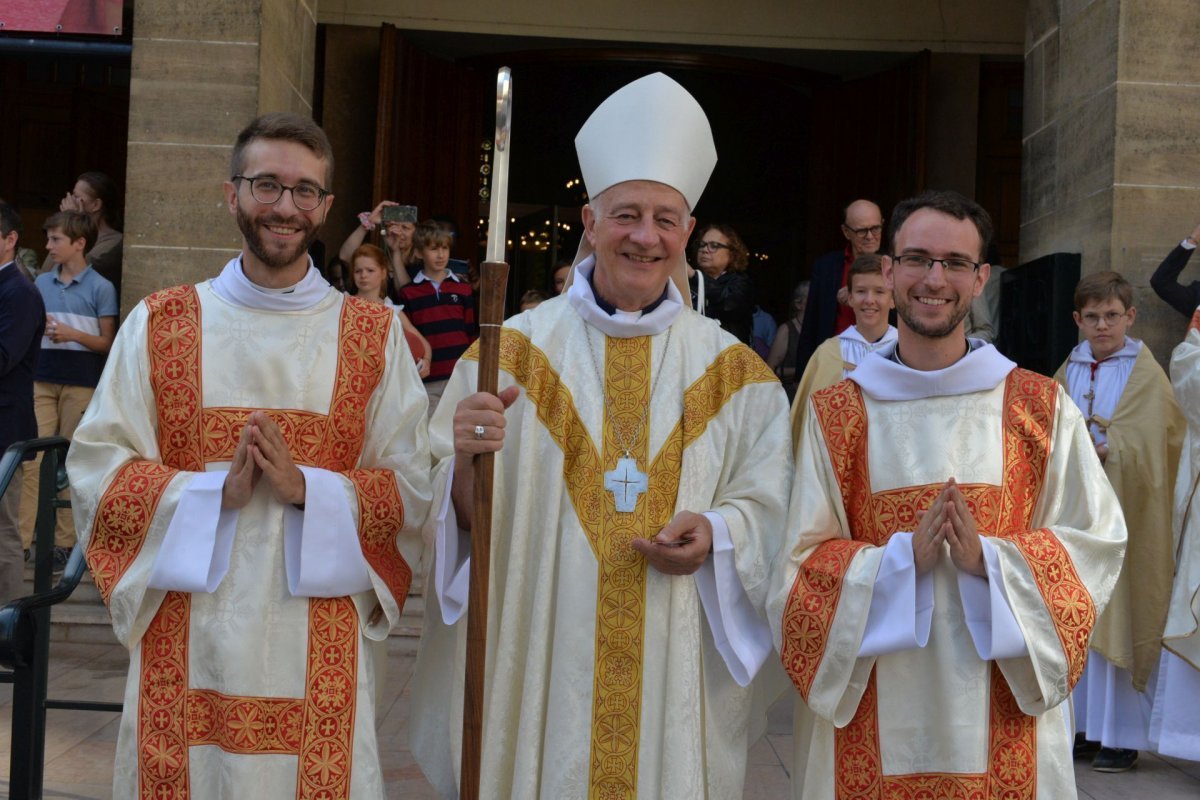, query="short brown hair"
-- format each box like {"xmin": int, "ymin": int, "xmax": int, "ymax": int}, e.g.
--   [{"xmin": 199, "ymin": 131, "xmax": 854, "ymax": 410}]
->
[
  {"xmin": 413, "ymin": 220, "xmax": 453, "ymax": 252},
  {"xmin": 847, "ymin": 253, "xmax": 883, "ymax": 290},
  {"xmin": 889, "ymin": 190, "xmax": 992, "ymax": 263},
  {"xmin": 1074, "ymin": 271, "xmax": 1133, "ymax": 312},
  {"xmin": 44, "ymin": 210, "xmax": 97, "ymax": 252},
  {"xmin": 694, "ymin": 223, "xmax": 749, "ymax": 272},
  {"xmin": 230, "ymin": 112, "xmax": 334, "ymax": 186}
]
